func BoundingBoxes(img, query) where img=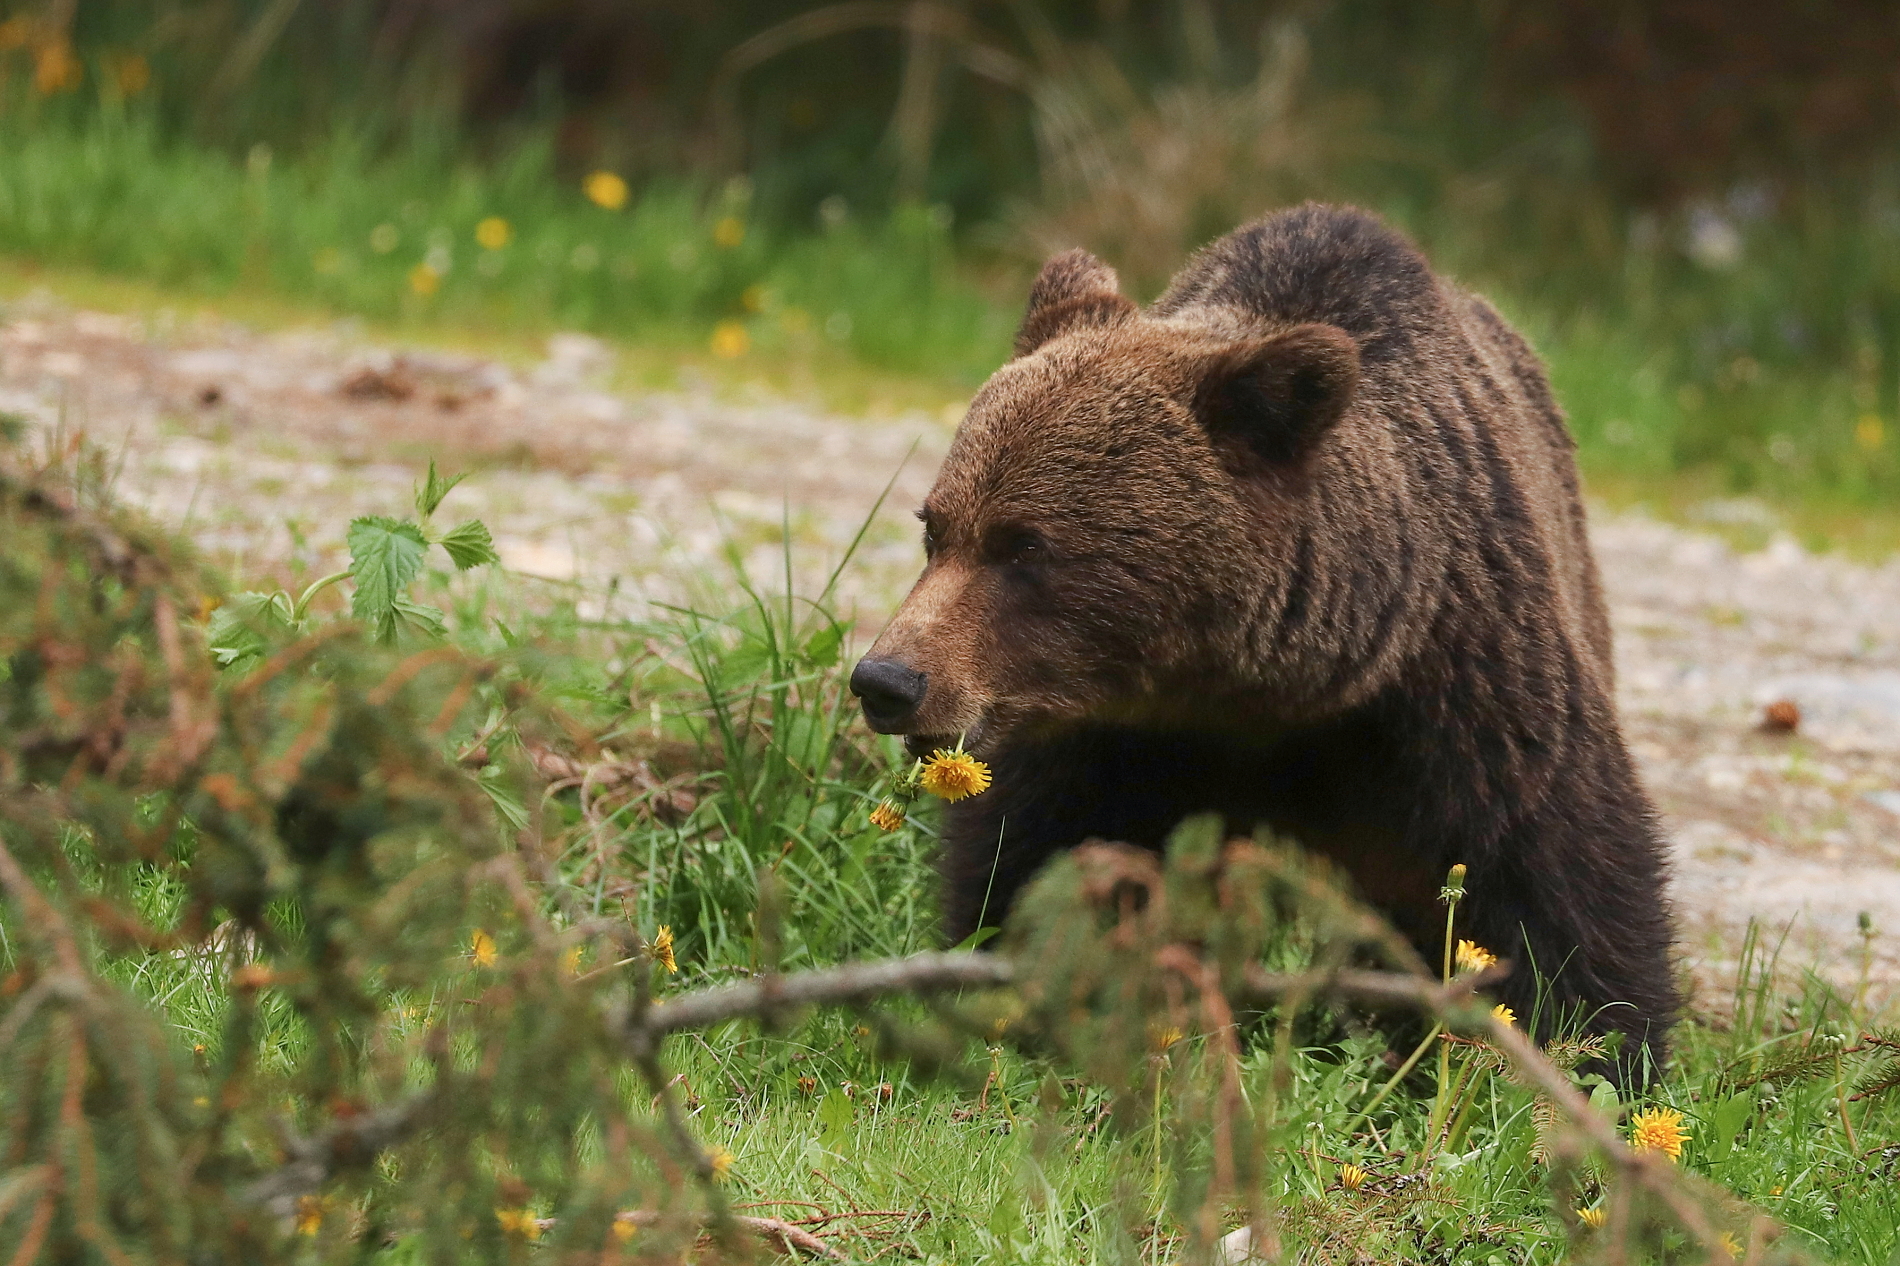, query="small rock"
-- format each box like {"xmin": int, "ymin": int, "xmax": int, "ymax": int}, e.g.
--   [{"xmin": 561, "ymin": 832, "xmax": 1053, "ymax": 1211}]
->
[{"xmin": 1760, "ymin": 698, "xmax": 1800, "ymax": 733}]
